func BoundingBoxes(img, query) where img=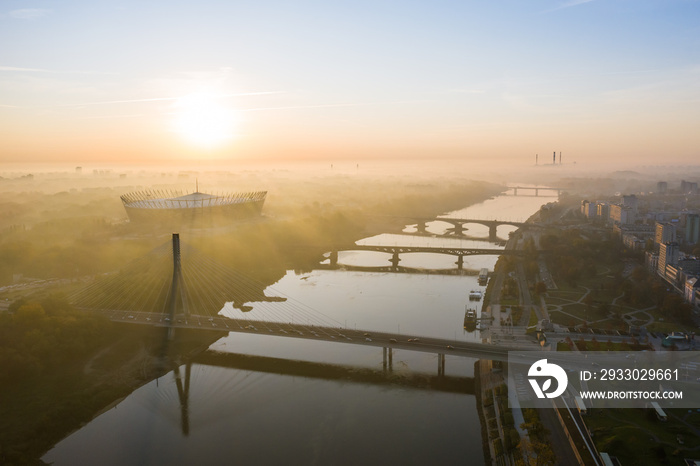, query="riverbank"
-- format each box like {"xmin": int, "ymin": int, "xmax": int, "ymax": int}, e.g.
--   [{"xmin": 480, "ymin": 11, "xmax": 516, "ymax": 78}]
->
[{"xmin": 475, "ymin": 199, "xmax": 576, "ymax": 465}]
